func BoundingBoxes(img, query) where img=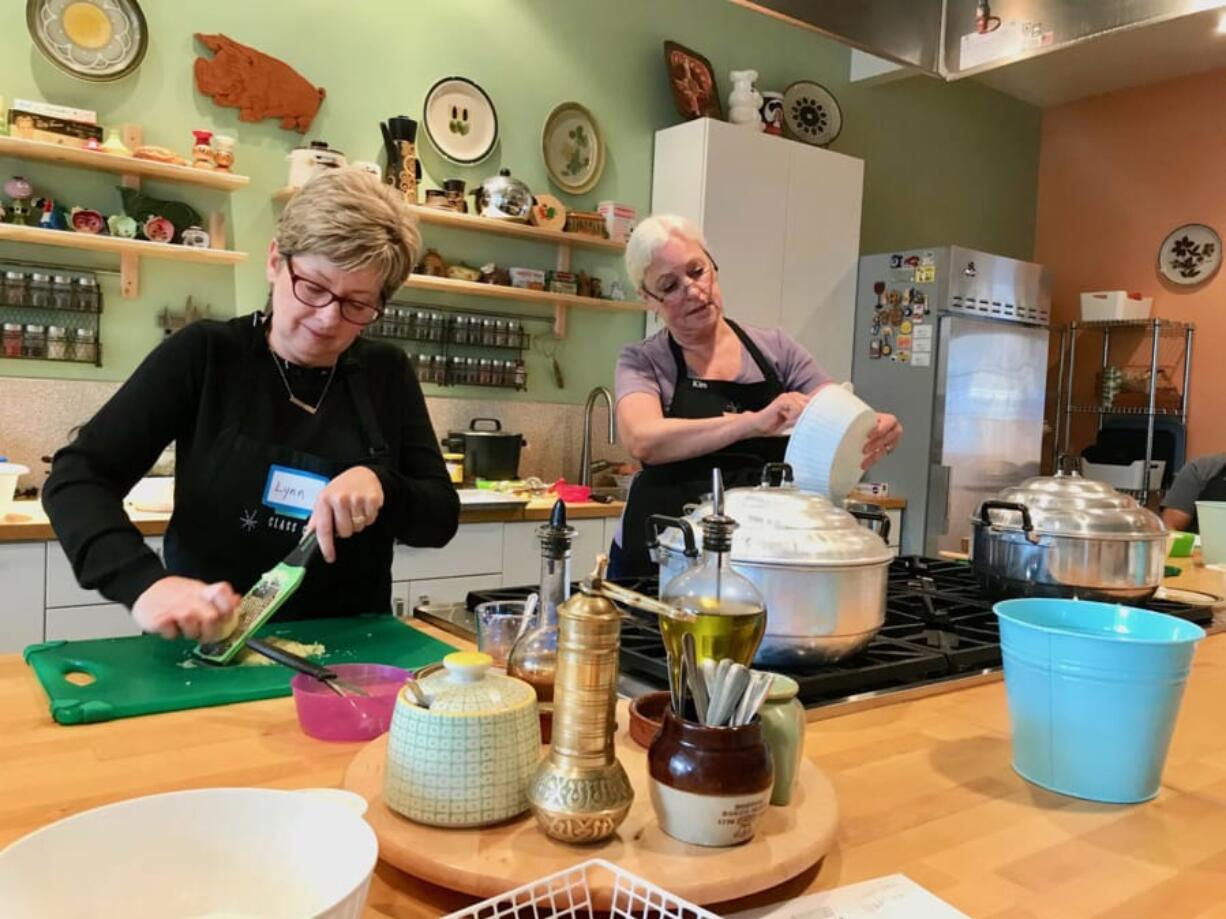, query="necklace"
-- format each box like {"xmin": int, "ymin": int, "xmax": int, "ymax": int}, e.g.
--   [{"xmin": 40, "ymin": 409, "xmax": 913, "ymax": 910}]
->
[{"xmin": 270, "ymin": 349, "xmax": 337, "ymax": 415}]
